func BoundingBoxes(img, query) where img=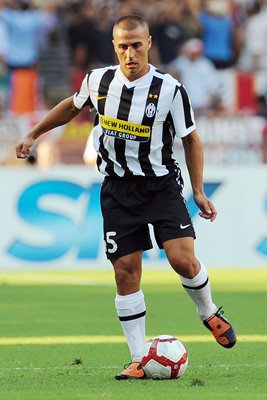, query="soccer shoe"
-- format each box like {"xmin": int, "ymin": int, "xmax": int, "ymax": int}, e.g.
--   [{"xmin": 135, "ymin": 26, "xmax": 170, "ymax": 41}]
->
[
  {"xmin": 115, "ymin": 362, "xmax": 145, "ymax": 380},
  {"xmin": 203, "ymin": 307, "xmax": 237, "ymax": 348}
]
